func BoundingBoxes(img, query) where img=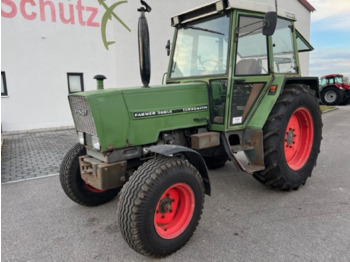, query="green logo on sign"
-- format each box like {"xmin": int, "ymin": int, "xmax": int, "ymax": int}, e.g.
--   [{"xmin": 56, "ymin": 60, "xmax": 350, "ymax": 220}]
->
[{"xmin": 98, "ymin": 0, "xmax": 131, "ymax": 50}]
